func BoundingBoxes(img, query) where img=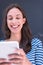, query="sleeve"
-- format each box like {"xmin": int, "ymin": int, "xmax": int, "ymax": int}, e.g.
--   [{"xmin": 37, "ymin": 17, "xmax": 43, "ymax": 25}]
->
[{"xmin": 35, "ymin": 38, "xmax": 43, "ymax": 65}]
